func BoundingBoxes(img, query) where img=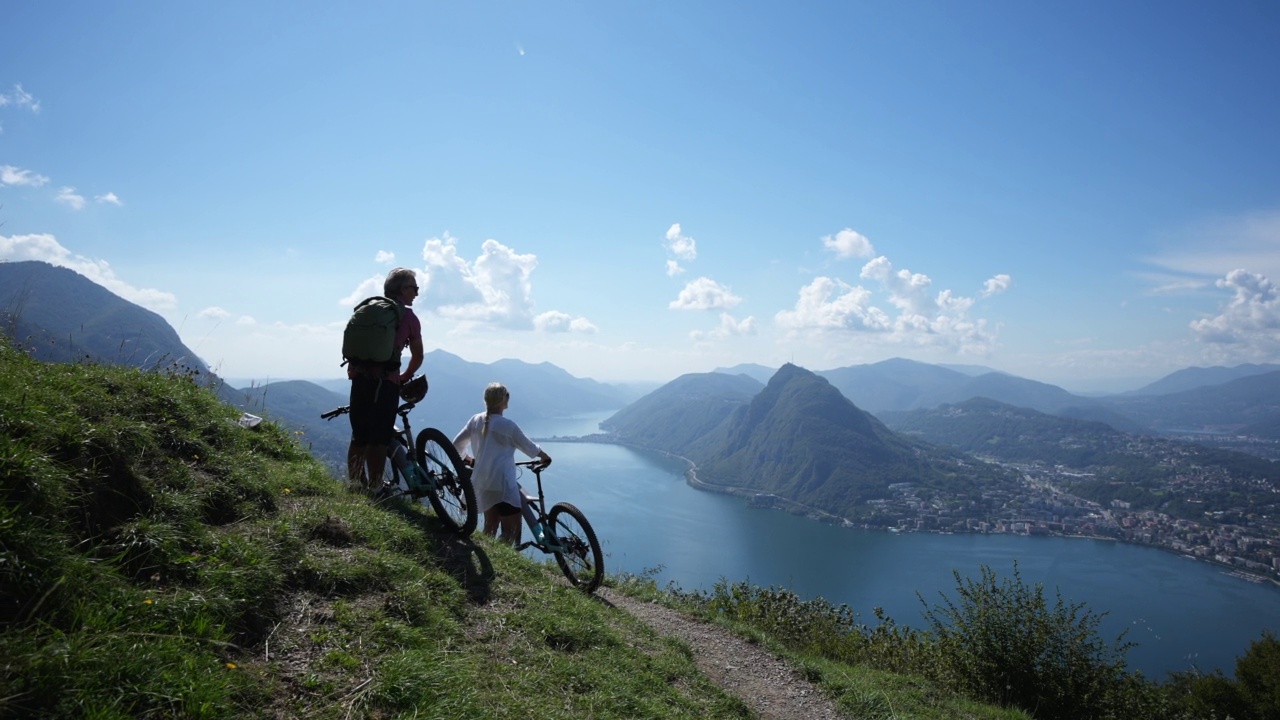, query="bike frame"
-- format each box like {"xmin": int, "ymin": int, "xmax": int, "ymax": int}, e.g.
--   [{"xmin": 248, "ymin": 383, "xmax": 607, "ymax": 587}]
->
[{"xmin": 515, "ymin": 461, "xmax": 565, "ymax": 552}]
